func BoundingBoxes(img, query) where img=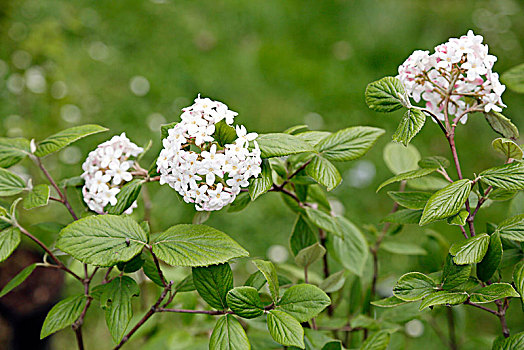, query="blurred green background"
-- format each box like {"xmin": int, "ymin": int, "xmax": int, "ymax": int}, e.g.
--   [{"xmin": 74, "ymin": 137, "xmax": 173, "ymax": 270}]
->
[{"xmin": 0, "ymin": 0, "xmax": 523, "ymax": 349}]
